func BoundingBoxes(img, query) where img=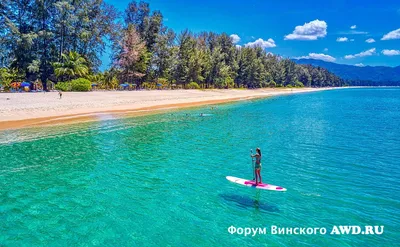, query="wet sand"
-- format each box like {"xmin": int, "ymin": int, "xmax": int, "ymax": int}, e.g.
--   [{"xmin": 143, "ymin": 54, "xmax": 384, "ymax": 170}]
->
[{"xmin": 0, "ymin": 88, "xmax": 336, "ymax": 130}]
